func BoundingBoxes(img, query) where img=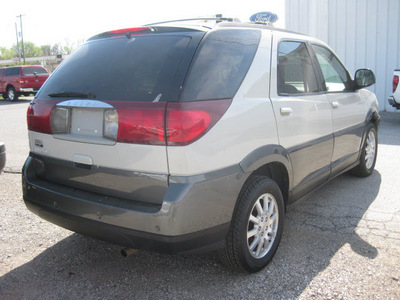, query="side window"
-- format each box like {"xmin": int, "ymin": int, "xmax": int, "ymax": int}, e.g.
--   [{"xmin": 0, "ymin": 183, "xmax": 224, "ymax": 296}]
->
[
  {"xmin": 4, "ymin": 68, "xmax": 20, "ymax": 76},
  {"xmin": 180, "ymin": 29, "xmax": 261, "ymax": 101},
  {"xmin": 278, "ymin": 41, "xmax": 319, "ymax": 95},
  {"xmin": 312, "ymin": 44, "xmax": 351, "ymax": 92}
]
